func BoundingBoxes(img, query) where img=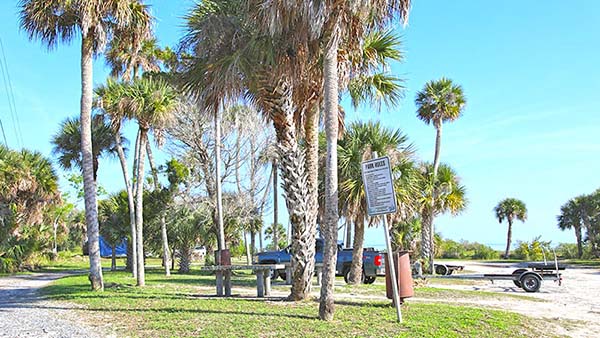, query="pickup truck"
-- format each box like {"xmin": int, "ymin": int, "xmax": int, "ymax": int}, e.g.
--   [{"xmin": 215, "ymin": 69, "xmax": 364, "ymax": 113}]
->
[{"xmin": 255, "ymin": 238, "xmax": 385, "ymax": 284}]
